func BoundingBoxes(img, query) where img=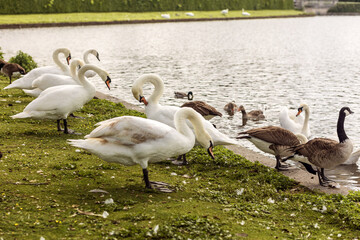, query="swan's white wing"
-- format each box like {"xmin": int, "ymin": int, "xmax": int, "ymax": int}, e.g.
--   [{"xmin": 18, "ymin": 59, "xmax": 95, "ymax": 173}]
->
[
  {"xmin": 343, "ymin": 149, "xmax": 360, "ymax": 165},
  {"xmin": 146, "ymin": 105, "xmax": 179, "ymax": 128},
  {"xmin": 86, "ymin": 116, "xmax": 174, "ymax": 145},
  {"xmin": 32, "ymin": 73, "xmax": 78, "ymax": 90},
  {"xmin": 4, "ymin": 66, "xmax": 68, "ymax": 90}
]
